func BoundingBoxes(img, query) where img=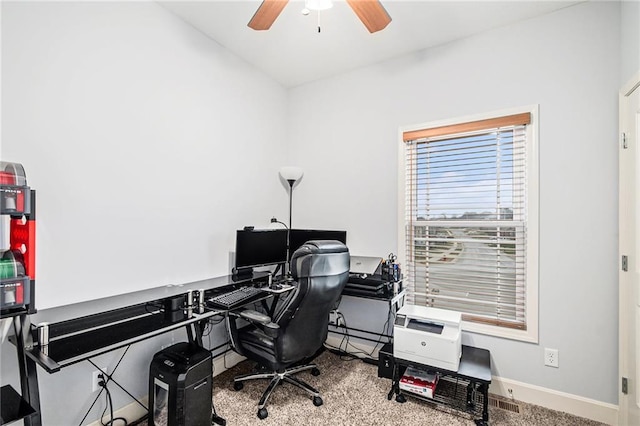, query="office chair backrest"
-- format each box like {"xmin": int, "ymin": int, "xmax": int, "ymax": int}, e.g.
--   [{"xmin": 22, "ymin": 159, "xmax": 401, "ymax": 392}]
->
[{"xmin": 275, "ymin": 240, "xmax": 349, "ymax": 365}]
